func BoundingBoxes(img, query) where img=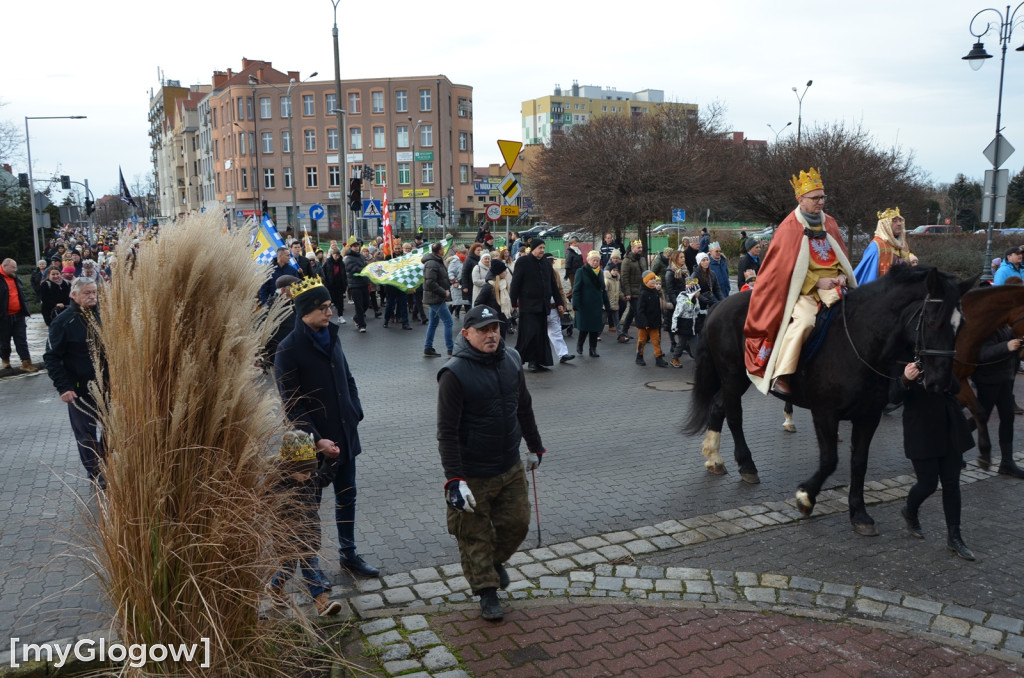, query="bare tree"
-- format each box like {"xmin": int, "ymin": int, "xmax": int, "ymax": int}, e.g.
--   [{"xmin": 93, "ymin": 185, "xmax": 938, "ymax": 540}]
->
[
  {"xmin": 0, "ymin": 100, "xmax": 23, "ymax": 167},
  {"xmin": 527, "ymin": 105, "xmax": 741, "ymax": 242}
]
